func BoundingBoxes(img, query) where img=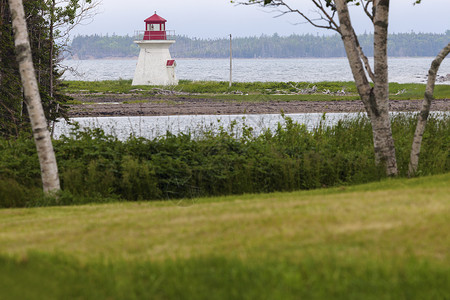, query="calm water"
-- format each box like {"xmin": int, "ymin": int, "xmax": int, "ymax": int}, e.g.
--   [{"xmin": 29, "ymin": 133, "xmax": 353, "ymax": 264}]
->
[
  {"xmin": 54, "ymin": 112, "xmax": 448, "ymax": 141},
  {"xmin": 58, "ymin": 57, "xmax": 449, "ymax": 139},
  {"xmin": 62, "ymin": 57, "xmax": 450, "ymax": 84},
  {"xmin": 54, "ymin": 113, "xmax": 359, "ymax": 140}
]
